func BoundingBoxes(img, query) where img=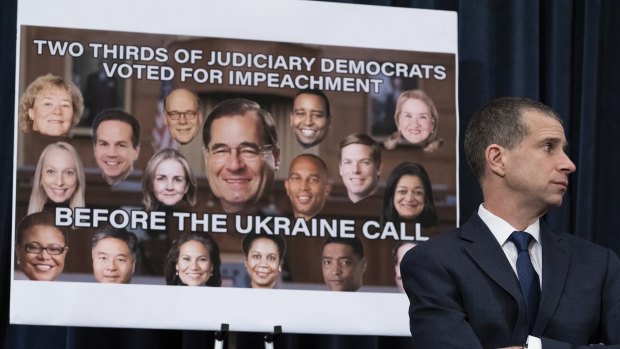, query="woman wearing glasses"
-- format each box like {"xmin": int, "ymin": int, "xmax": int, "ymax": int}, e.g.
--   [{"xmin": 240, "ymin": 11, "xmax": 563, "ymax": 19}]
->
[{"xmin": 15, "ymin": 211, "xmax": 68, "ymax": 281}]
